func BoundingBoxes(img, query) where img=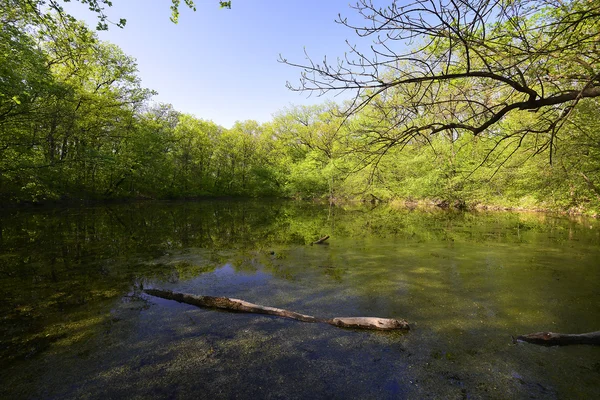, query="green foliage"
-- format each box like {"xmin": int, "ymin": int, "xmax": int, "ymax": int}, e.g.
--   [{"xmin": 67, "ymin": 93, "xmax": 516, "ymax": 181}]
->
[
  {"xmin": 1, "ymin": 1, "xmax": 599, "ymax": 215},
  {"xmin": 4, "ymin": 0, "xmax": 228, "ymax": 30}
]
